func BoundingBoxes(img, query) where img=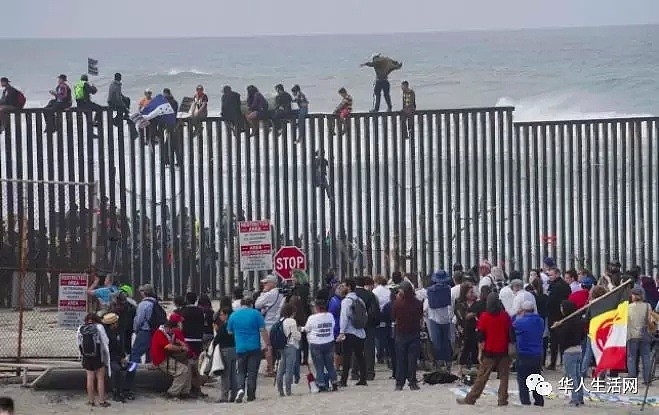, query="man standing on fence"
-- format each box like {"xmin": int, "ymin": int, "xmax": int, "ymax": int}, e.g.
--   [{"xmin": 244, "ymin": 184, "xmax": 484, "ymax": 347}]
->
[{"xmin": 360, "ymin": 53, "xmax": 402, "ymax": 113}]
